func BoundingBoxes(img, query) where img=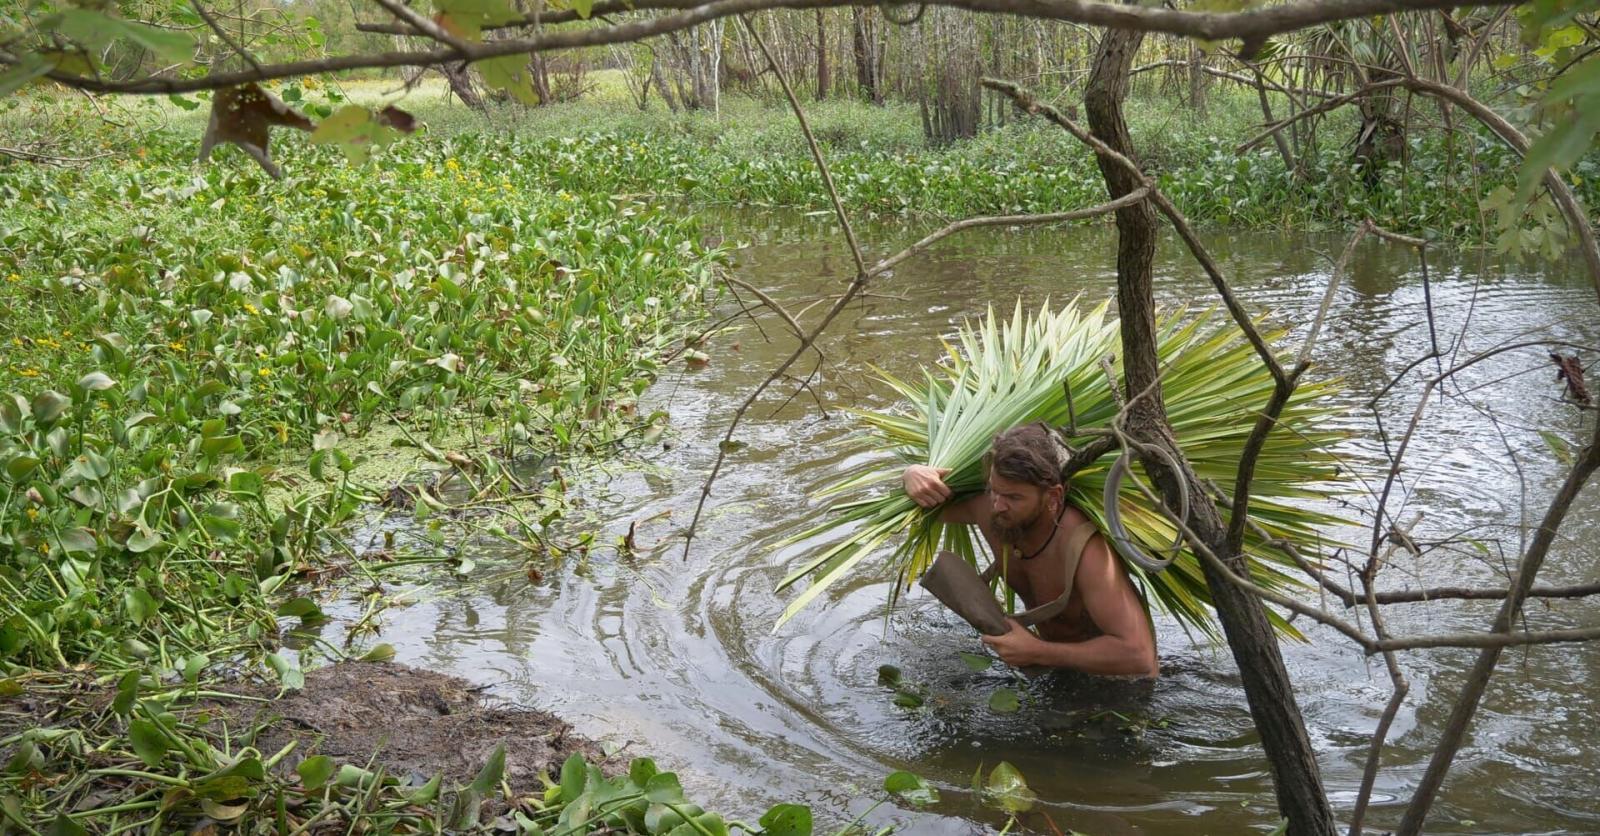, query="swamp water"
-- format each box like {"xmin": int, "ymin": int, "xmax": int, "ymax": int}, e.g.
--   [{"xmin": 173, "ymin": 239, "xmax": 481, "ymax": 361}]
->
[{"xmin": 322, "ymin": 209, "xmax": 1600, "ymax": 834}]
